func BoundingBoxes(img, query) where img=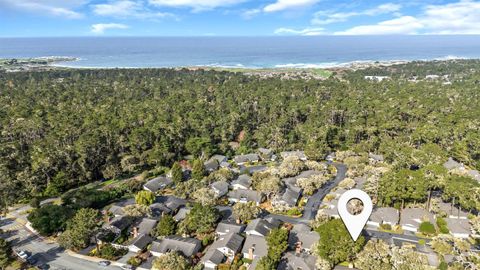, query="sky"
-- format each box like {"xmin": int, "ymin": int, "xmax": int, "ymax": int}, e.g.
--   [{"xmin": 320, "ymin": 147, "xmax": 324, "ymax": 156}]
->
[{"xmin": 0, "ymin": 0, "xmax": 480, "ymax": 37}]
